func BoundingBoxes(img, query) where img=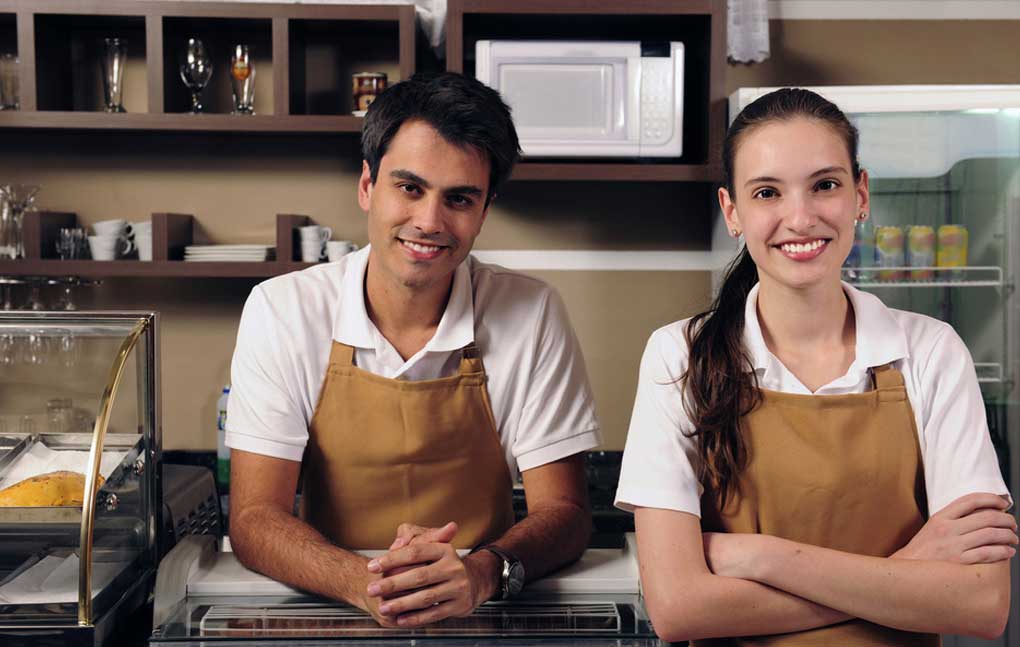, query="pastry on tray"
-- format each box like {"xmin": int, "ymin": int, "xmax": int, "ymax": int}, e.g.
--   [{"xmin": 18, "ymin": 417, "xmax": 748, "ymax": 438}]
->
[{"xmin": 0, "ymin": 470, "xmax": 105, "ymax": 507}]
